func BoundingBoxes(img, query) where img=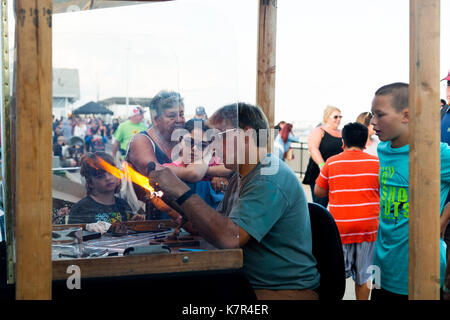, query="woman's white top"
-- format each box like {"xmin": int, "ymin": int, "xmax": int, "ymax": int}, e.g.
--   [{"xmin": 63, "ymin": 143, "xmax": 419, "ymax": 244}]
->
[{"xmin": 364, "ymin": 135, "xmax": 380, "ymax": 157}]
